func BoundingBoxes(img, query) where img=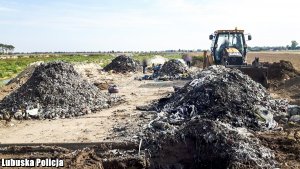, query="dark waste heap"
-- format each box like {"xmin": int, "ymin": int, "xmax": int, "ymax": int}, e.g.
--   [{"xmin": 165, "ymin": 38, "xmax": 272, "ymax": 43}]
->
[
  {"xmin": 0, "ymin": 62, "xmax": 119, "ymax": 120},
  {"xmin": 155, "ymin": 65, "xmax": 287, "ymax": 130},
  {"xmin": 159, "ymin": 59, "xmax": 187, "ymax": 77},
  {"xmin": 145, "ymin": 65, "xmax": 288, "ymax": 168},
  {"xmin": 103, "ymin": 55, "xmax": 140, "ymax": 73}
]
